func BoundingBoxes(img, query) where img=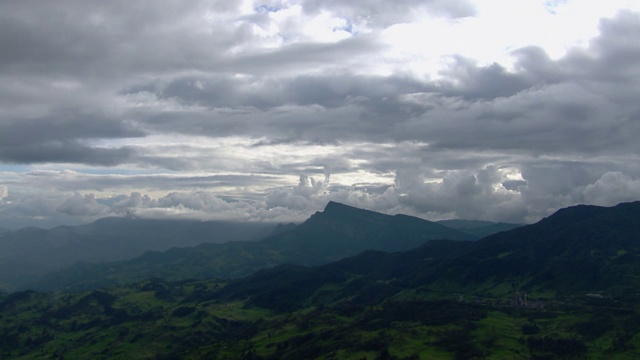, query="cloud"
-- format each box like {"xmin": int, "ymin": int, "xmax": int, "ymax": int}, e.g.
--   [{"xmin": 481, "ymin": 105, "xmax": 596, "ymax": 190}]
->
[
  {"xmin": 435, "ymin": 56, "xmax": 535, "ymax": 100},
  {"xmin": 4, "ymin": 169, "xmax": 282, "ymax": 194},
  {"xmin": 392, "ymin": 165, "xmax": 529, "ymax": 222},
  {"xmin": 57, "ymin": 193, "xmax": 110, "ymax": 216},
  {"xmin": 1, "ymin": 142, "xmax": 137, "ymax": 166},
  {"xmin": 265, "ymin": 173, "xmax": 329, "ymax": 210},
  {"xmin": 2, "ymin": 3, "xmax": 640, "ymax": 227},
  {"xmin": 299, "ymin": 0, "xmax": 477, "ymax": 26},
  {"xmin": 110, "ymin": 192, "xmax": 155, "ymax": 215},
  {"xmin": 125, "ymin": 10, "xmax": 640, "ymax": 159},
  {"xmin": 583, "ymin": 172, "xmax": 640, "ymax": 207}
]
